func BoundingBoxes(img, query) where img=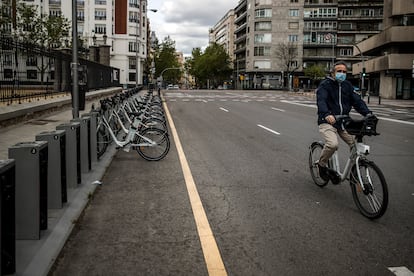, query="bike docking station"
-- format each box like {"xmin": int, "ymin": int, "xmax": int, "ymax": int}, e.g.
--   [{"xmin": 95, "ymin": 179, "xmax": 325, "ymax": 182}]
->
[
  {"xmin": 8, "ymin": 141, "xmax": 49, "ymax": 240},
  {"xmin": 35, "ymin": 130, "xmax": 68, "ymax": 209},
  {"xmin": 0, "ymin": 87, "xmax": 122, "ymax": 275}
]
